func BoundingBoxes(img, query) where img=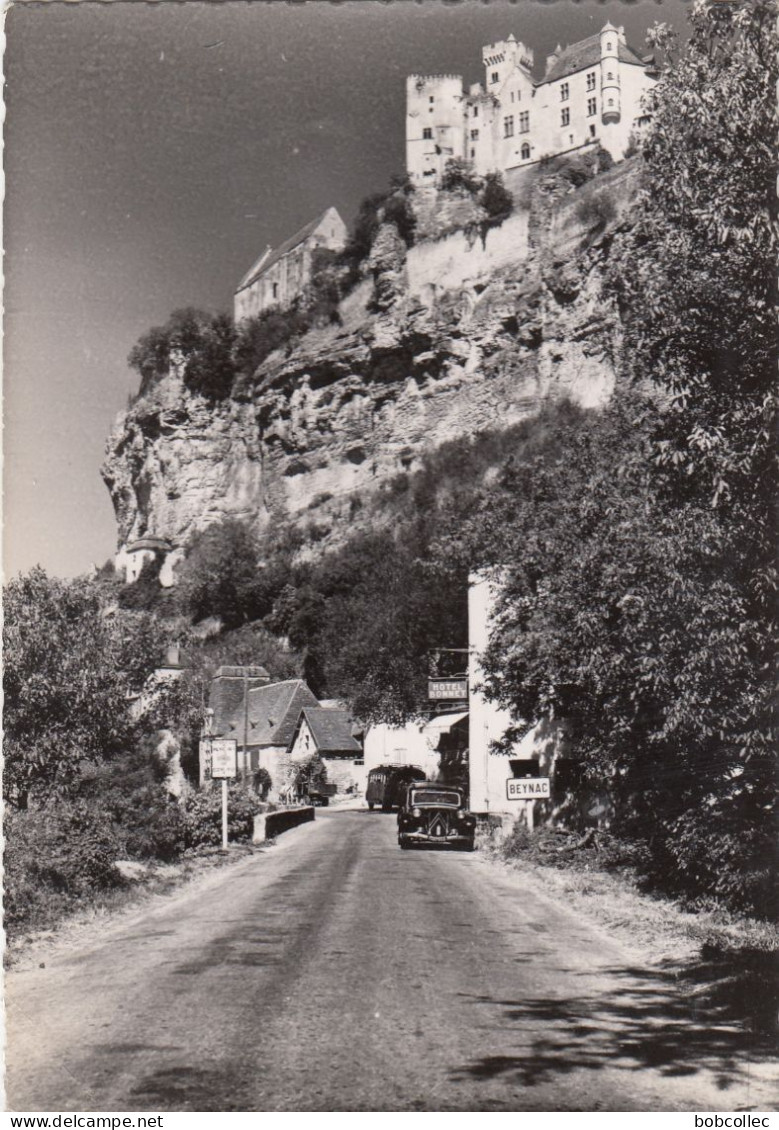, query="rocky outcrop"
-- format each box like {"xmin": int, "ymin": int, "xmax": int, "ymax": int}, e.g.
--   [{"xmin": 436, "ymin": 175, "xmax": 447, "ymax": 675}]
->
[{"xmin": 103, "ymin": 170, "xmax": 634, "ymax": 555}]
